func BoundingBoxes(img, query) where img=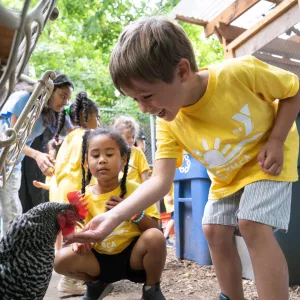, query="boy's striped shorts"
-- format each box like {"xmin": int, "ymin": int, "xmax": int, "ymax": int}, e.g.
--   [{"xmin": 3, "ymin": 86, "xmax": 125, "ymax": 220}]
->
[{"xmin": 202, "ymin": 180, "xmax": 292, "ymax": 232}]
